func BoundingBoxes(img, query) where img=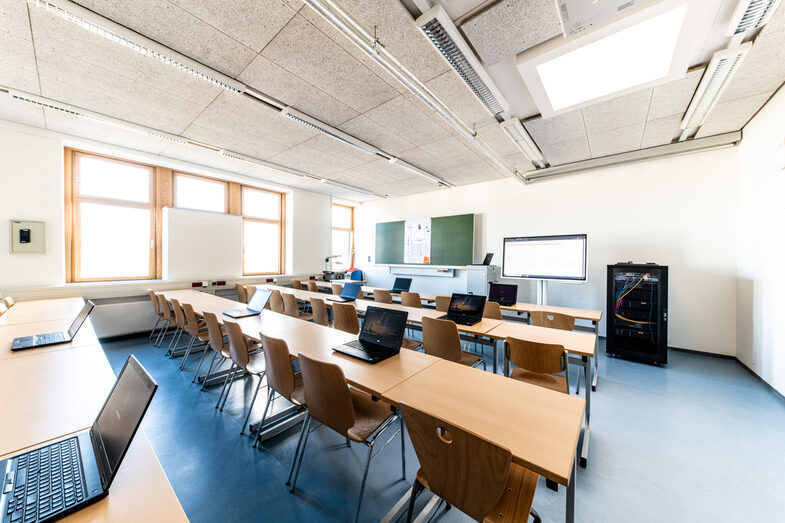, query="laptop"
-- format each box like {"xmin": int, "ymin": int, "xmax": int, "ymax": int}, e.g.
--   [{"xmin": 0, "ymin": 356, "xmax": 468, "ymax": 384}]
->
[
  {"xmin": 390, "ymin": 277, "xmax": 412, "ymax": 294},
  {"xmin": 333, "ymin": 306, "xmax": 408, "ymax": 363},
  {"xmin": 223, "ymin": 289, "xmax": 272, "ymax": 318},
  {"xmin": 326, "ymin": 282, "xmax": 363, "ymax": 303},
  {"xmin": 438, "ymin": 293, "xmax": 486, "ymax": 326},
  {"xmin": 0, "ymin": 355, "xmax": 157, "ymax": 523},
  {"xmin": 471, "ymin": 253, "xmax": 494, "ymax": 266},
  {"xmin": 488, "ymin": 283, "xmax": 518, "ymax": 307},
  {"xmin": 11, "ymin": 301, "xmax": 95, "ymax": 351}
]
